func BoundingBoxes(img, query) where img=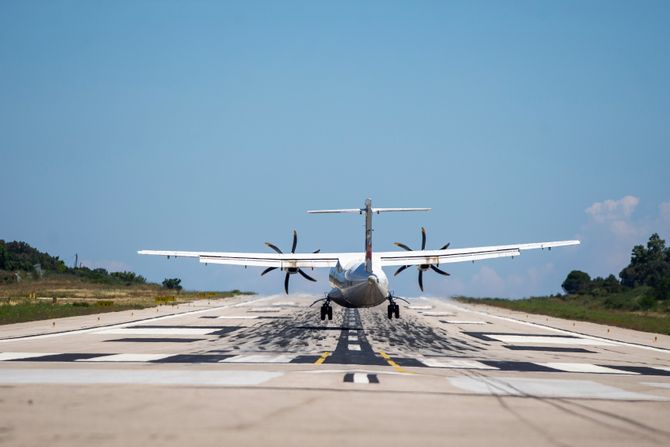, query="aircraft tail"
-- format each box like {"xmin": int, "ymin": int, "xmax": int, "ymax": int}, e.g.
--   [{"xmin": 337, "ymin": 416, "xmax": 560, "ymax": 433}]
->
[{"xmin": 308, "ymin": 199, "xmax": 430, "ymax": 273}]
